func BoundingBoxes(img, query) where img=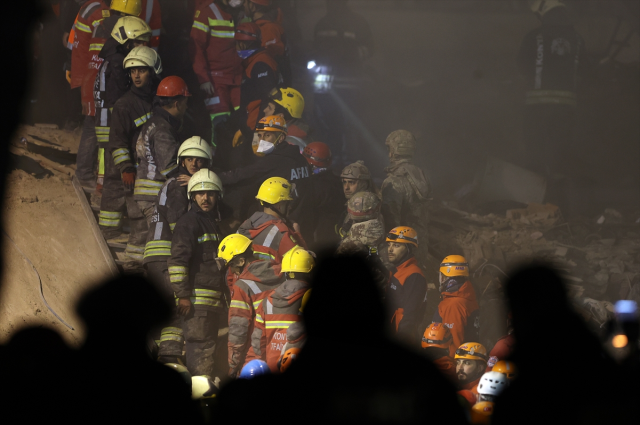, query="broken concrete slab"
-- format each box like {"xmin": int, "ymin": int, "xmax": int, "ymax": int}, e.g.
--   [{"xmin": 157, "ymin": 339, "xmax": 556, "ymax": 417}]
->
[{"xmin": 476, "ymin": 156, "xmax": 547, "ymax": 205}]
